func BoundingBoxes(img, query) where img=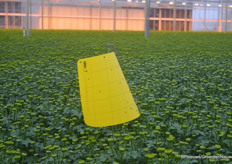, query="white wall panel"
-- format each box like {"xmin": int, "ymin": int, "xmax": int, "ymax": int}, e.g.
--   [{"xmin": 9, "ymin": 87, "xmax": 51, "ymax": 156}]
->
[
  {"xmin": 116, "ymin": 20, "xmax": 126, "ymax": 30},
  {"xmin": 101, "ymin": 20, "xmax": 113, "ymax": 30},
  {"xmin": 40, "ymin": 5, "xmax": 144, "ymax": 31},
  {"xmin": 92, "ymin": 19, "xmax": 99, "ymax": 30},
  {"xmin": 117, "ymin": 8, "xmax": 126, "ymax": 18}
]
